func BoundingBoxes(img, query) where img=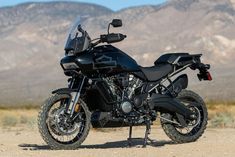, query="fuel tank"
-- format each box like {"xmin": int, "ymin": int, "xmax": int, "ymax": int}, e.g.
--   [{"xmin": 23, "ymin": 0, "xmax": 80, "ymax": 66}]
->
[{"xmin": 61, "ymin": 45, "xmax": 140, "ymax": 77}]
